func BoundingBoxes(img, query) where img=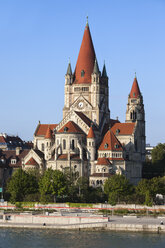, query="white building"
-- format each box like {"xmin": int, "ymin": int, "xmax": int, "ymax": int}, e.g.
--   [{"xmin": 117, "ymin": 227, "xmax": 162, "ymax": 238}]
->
[{"xmin": 22, "ymin": 20, "xmax": 146, "ymax": 185}]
